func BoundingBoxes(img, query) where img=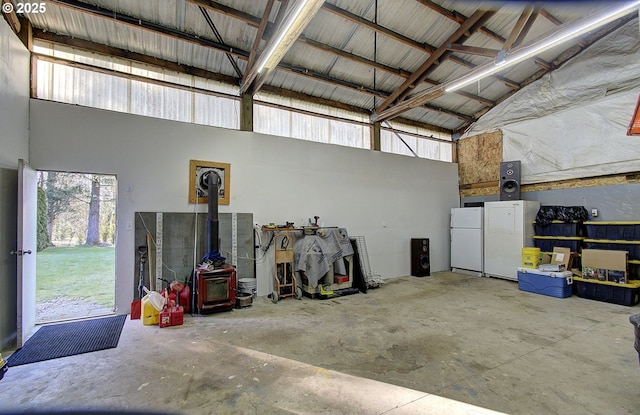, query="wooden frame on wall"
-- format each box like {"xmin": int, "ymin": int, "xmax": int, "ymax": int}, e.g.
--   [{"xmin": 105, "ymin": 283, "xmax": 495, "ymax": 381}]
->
[{"xmin": 189, "ymin": 160, "xmax": 230, "ymax": 205}]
